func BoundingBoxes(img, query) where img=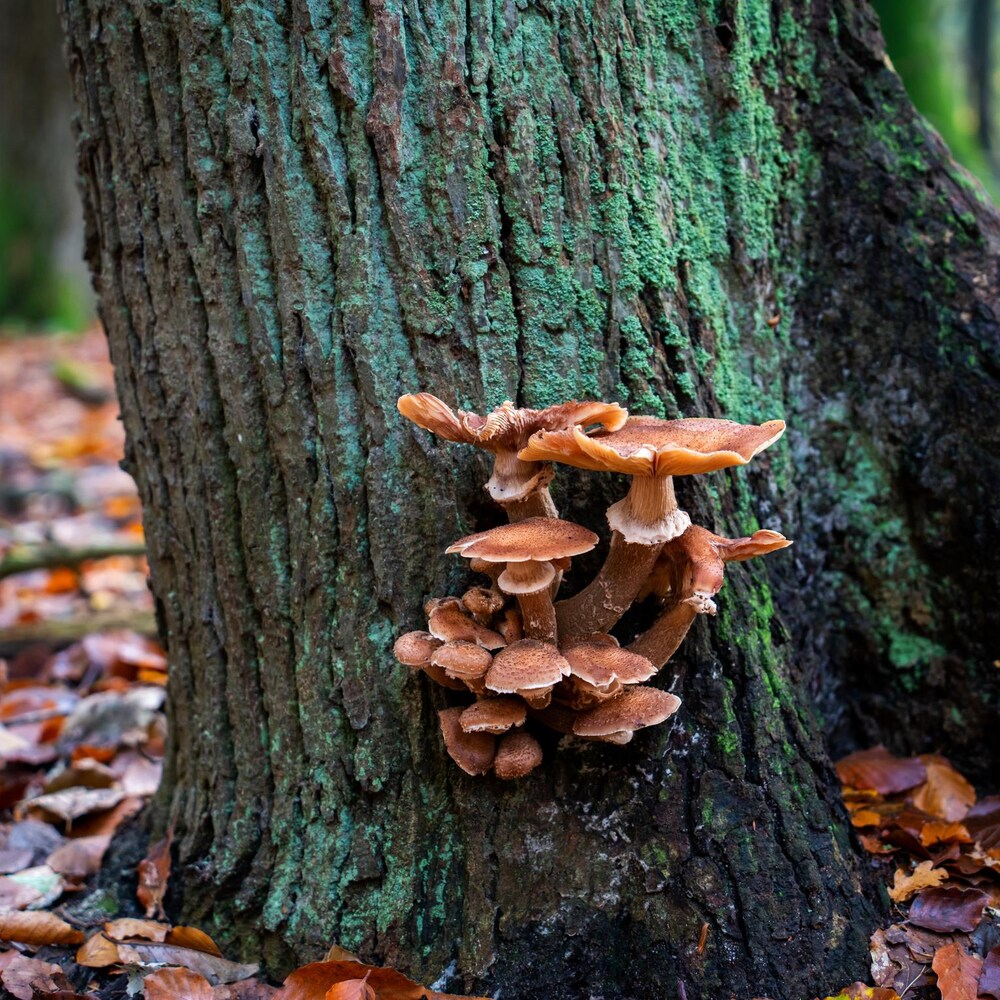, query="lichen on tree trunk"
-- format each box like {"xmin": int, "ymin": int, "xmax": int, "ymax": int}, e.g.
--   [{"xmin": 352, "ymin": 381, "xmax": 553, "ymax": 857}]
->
[{"xmin": 60, "ymin": 0, "xmax": 999, "ymax": 997}]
